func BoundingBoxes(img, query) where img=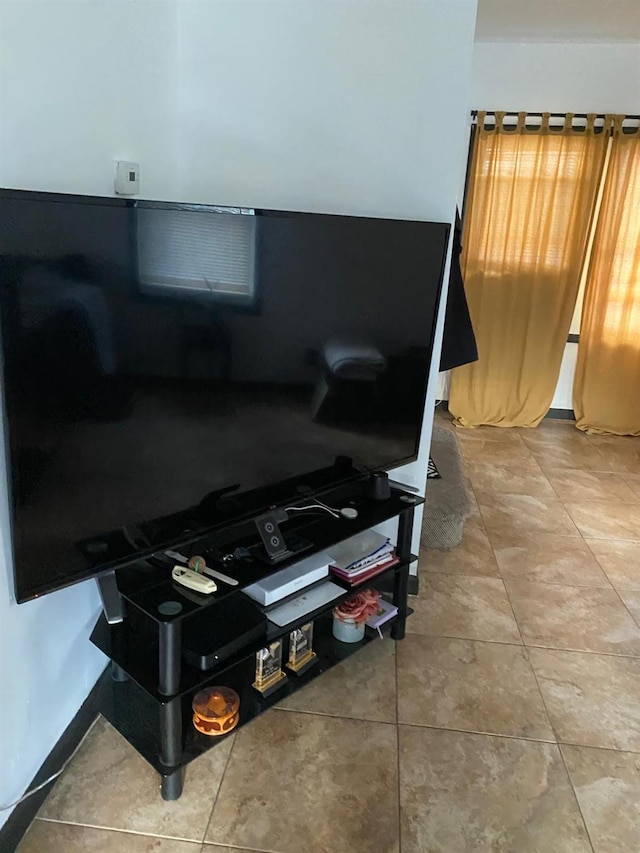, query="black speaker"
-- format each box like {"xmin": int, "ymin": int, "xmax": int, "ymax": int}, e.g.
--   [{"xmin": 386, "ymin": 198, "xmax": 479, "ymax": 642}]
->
[{"xmin": 367, "ymin": 471, "xmax": 391, "ymax": 501}]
